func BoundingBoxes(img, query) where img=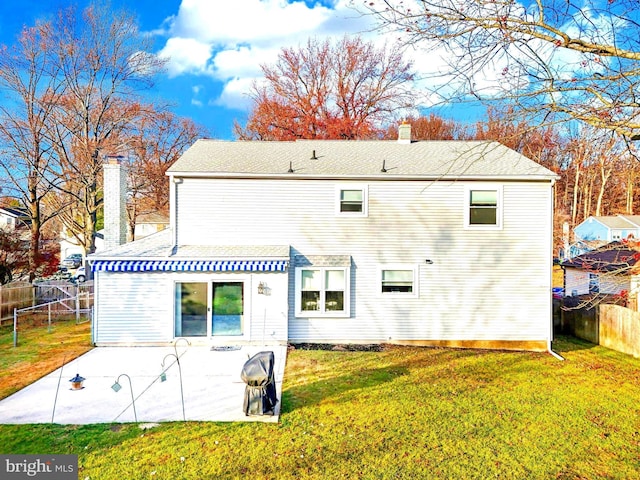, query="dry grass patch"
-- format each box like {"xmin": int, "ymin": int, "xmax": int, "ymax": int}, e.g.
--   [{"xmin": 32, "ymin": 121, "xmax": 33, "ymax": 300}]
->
[{"xmin": 0, "ymin": 320, "xmax": 92, "ymax": 399}]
